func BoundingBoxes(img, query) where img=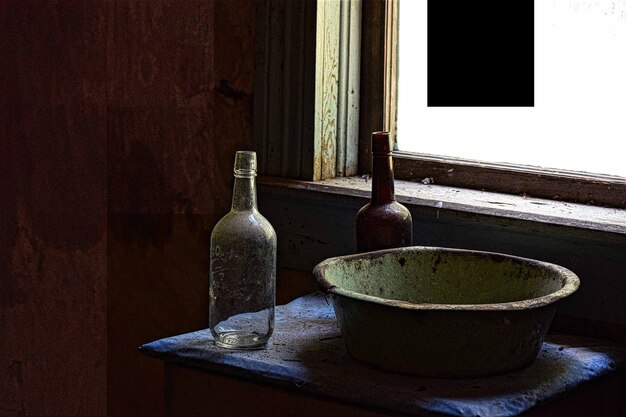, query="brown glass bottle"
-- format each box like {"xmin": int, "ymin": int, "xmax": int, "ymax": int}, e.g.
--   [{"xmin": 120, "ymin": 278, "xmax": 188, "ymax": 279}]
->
[{"xmin": 356, "ymin": 132, "xmax": 412, "ymax": 252}]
